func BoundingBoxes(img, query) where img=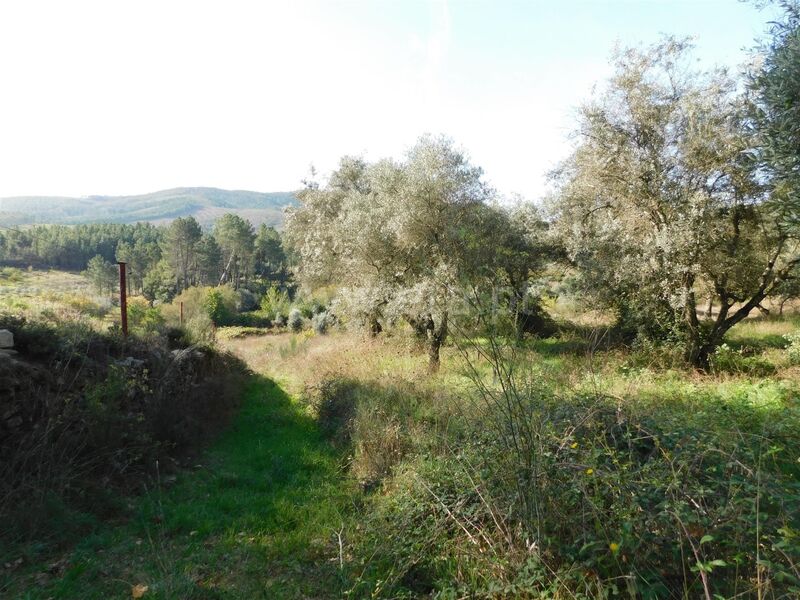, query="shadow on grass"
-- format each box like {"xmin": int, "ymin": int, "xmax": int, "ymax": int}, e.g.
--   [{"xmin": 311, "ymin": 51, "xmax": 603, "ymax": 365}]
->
[
  {"xmin": 522, "ymin": 322, "xmax": 619, "ymax": 358},
  {"xmin": 5, "ymin": 376, "xmax": 356, "ymax": 600},
  {"xmin": 724, "ymin": 313, "xmax": 800, "ymax": 351},
  {"xmin": 727, "ymin": 333, "xmax": 789, "ymax": 351}
]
